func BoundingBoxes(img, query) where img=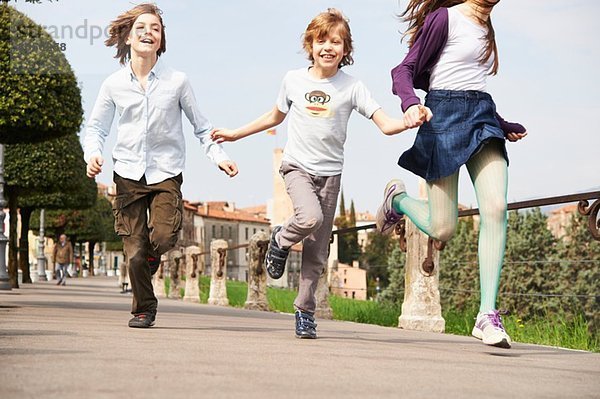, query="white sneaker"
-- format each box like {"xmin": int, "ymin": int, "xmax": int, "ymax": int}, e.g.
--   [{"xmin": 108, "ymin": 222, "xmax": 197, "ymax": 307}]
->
[
  {"xmin": 375, "ymin": 179, "xmax": 405, "ymax": 235},
  {"xmin": 472, "ymin": 310, "xmax": 512, "ymax": 349}
]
